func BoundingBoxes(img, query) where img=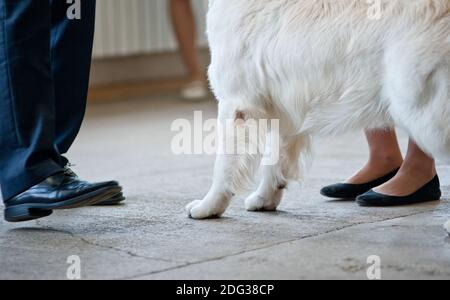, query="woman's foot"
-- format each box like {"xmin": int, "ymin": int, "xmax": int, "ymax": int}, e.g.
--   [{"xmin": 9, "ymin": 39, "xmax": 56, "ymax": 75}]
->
[
  {"xmin": 357, "ymin": 175, "xmax": 441, "ymax": 207},
  {"xmin": 346, "ymin": 155, "xmax": 403, "ymax": 184},
  {"xmin": 357, "ymin": 139, "xmax": 441, "ymax": 207},
  {"xmin": 346, "ymin": 129, "xmax": 403, "ymax": 184},
  {"xmin": 321, "ymin": 168, "xmax": 399, "ymax": 199},
  {"xmin": 373, "ymin": 139, "xmax": 437, "ymax": 197},
  {"xmin": 181, "ymin": 80, "xmax": 209, "ymax": 101},
  {"xmin": 321, "ymin": 128, "xmax": 403, "ymax": 199},
  {"xmin": 373, "ymin": 163, "xmax": 437, "ymax": 197}
]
